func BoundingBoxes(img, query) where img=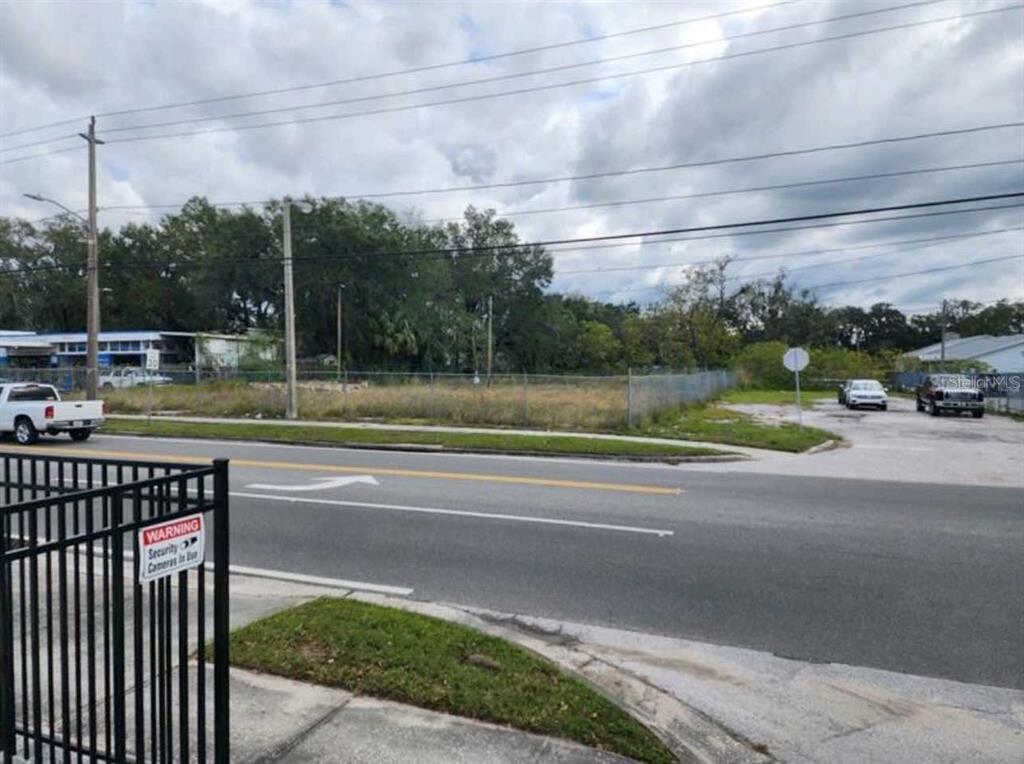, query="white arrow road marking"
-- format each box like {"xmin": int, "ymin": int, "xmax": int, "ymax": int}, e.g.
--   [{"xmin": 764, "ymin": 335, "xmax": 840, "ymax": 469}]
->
[{"xmin": 245, "ymin": 475, "xmax": 379, "ymax": 491}]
